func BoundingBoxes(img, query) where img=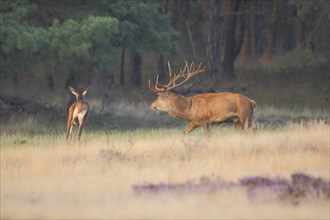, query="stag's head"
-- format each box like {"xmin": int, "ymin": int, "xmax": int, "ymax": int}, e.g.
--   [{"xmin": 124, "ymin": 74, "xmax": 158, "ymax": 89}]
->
[
  {"xmin": 149, "ymin": 61, "xmax": 206, "ymax": 111},
  {"xmin": 69, "ymin": 86, "xmax": 89, "ymax": 101}
]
